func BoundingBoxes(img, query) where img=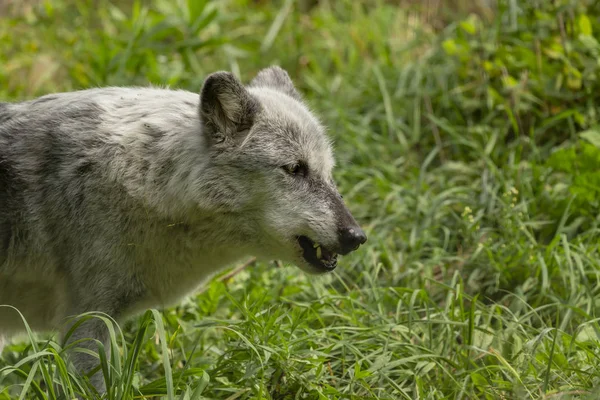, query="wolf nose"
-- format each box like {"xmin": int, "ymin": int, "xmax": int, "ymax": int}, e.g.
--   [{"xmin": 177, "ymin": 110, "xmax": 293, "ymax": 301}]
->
[{"xmin": 339, "ymin": 226, "xmax": 367, "ymax": 255}]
